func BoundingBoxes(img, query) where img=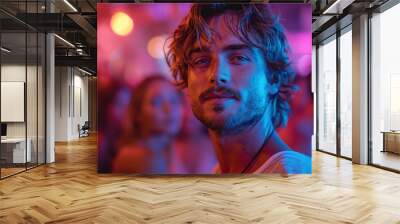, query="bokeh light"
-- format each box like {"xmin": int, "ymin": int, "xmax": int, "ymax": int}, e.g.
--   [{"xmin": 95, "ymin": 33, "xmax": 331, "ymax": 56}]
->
[
  {"xmin": 296, "ymin": 54, "xmax": 312, "ymax": 77},
  {"xmin": 110, "ymin": 12, "xmax": 134, "ymax": 36},
  {"xmin": 147, "ymin": 35, "xmax": 169, "ymax": 59}
]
